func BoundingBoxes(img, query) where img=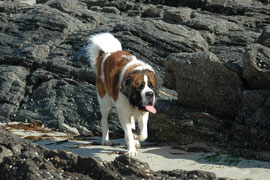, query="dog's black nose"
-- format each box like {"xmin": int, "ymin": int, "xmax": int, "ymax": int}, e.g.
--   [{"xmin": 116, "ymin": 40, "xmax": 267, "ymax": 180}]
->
[{"xmin": 146, "ymin": 91, "xmax": 154, "ymax": 98}]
